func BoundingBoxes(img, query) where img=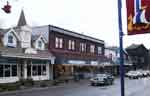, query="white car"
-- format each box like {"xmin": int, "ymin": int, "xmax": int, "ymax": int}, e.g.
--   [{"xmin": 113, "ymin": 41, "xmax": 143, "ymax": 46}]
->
[
  {"xmin": 126, "ymin": 70, "xmax": 150, "ymax": 79},
  {"xmin": 90, "ymin": 74, "xmax": 114, "ymax": 86}
]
